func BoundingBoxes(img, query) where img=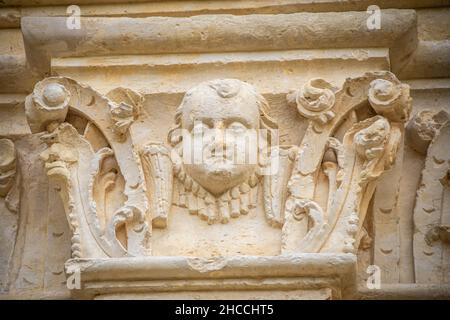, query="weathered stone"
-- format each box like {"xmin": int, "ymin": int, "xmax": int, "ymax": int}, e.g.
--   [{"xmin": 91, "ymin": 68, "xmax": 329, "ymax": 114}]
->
[{"xmin": 0, "ymin": 0, "xmax": 449, "ymax": 300}]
